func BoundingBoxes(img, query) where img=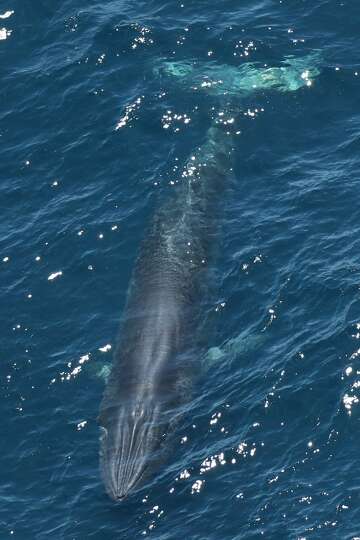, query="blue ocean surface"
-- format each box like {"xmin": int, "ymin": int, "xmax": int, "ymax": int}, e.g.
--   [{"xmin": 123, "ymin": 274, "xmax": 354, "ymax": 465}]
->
[{"xmin": 1, "ymin": 0, "xmax": 360, "ymax": 538}]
